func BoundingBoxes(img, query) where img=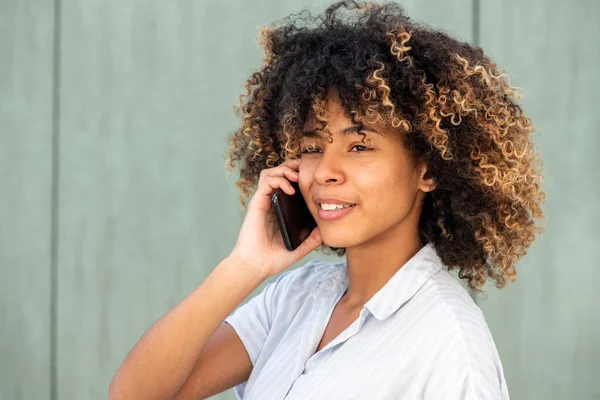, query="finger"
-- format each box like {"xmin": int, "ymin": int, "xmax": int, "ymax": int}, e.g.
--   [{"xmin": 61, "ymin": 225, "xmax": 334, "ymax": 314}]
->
[
  {"xmin": 293, "ymin": 226, "xmax": 322, "ymax": 257},
  {"xmin": 259, "ymin": 176, "xmax": 295, "ymax": 196},
  {"xmin": 282, "ymin": 158, "xmax": 301, "ymax": 170},
  {"xmin": 266, "ymin": 166, "xmax": 299, "ymax": 182}
]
